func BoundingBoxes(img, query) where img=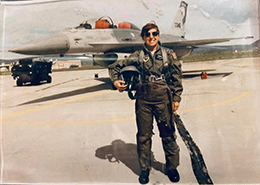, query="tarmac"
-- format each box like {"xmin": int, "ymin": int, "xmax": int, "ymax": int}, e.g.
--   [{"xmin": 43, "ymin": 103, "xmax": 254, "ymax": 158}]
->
[{"xmin": 0, "ymin": 57, "xmax": 260, "ymax": 185}]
